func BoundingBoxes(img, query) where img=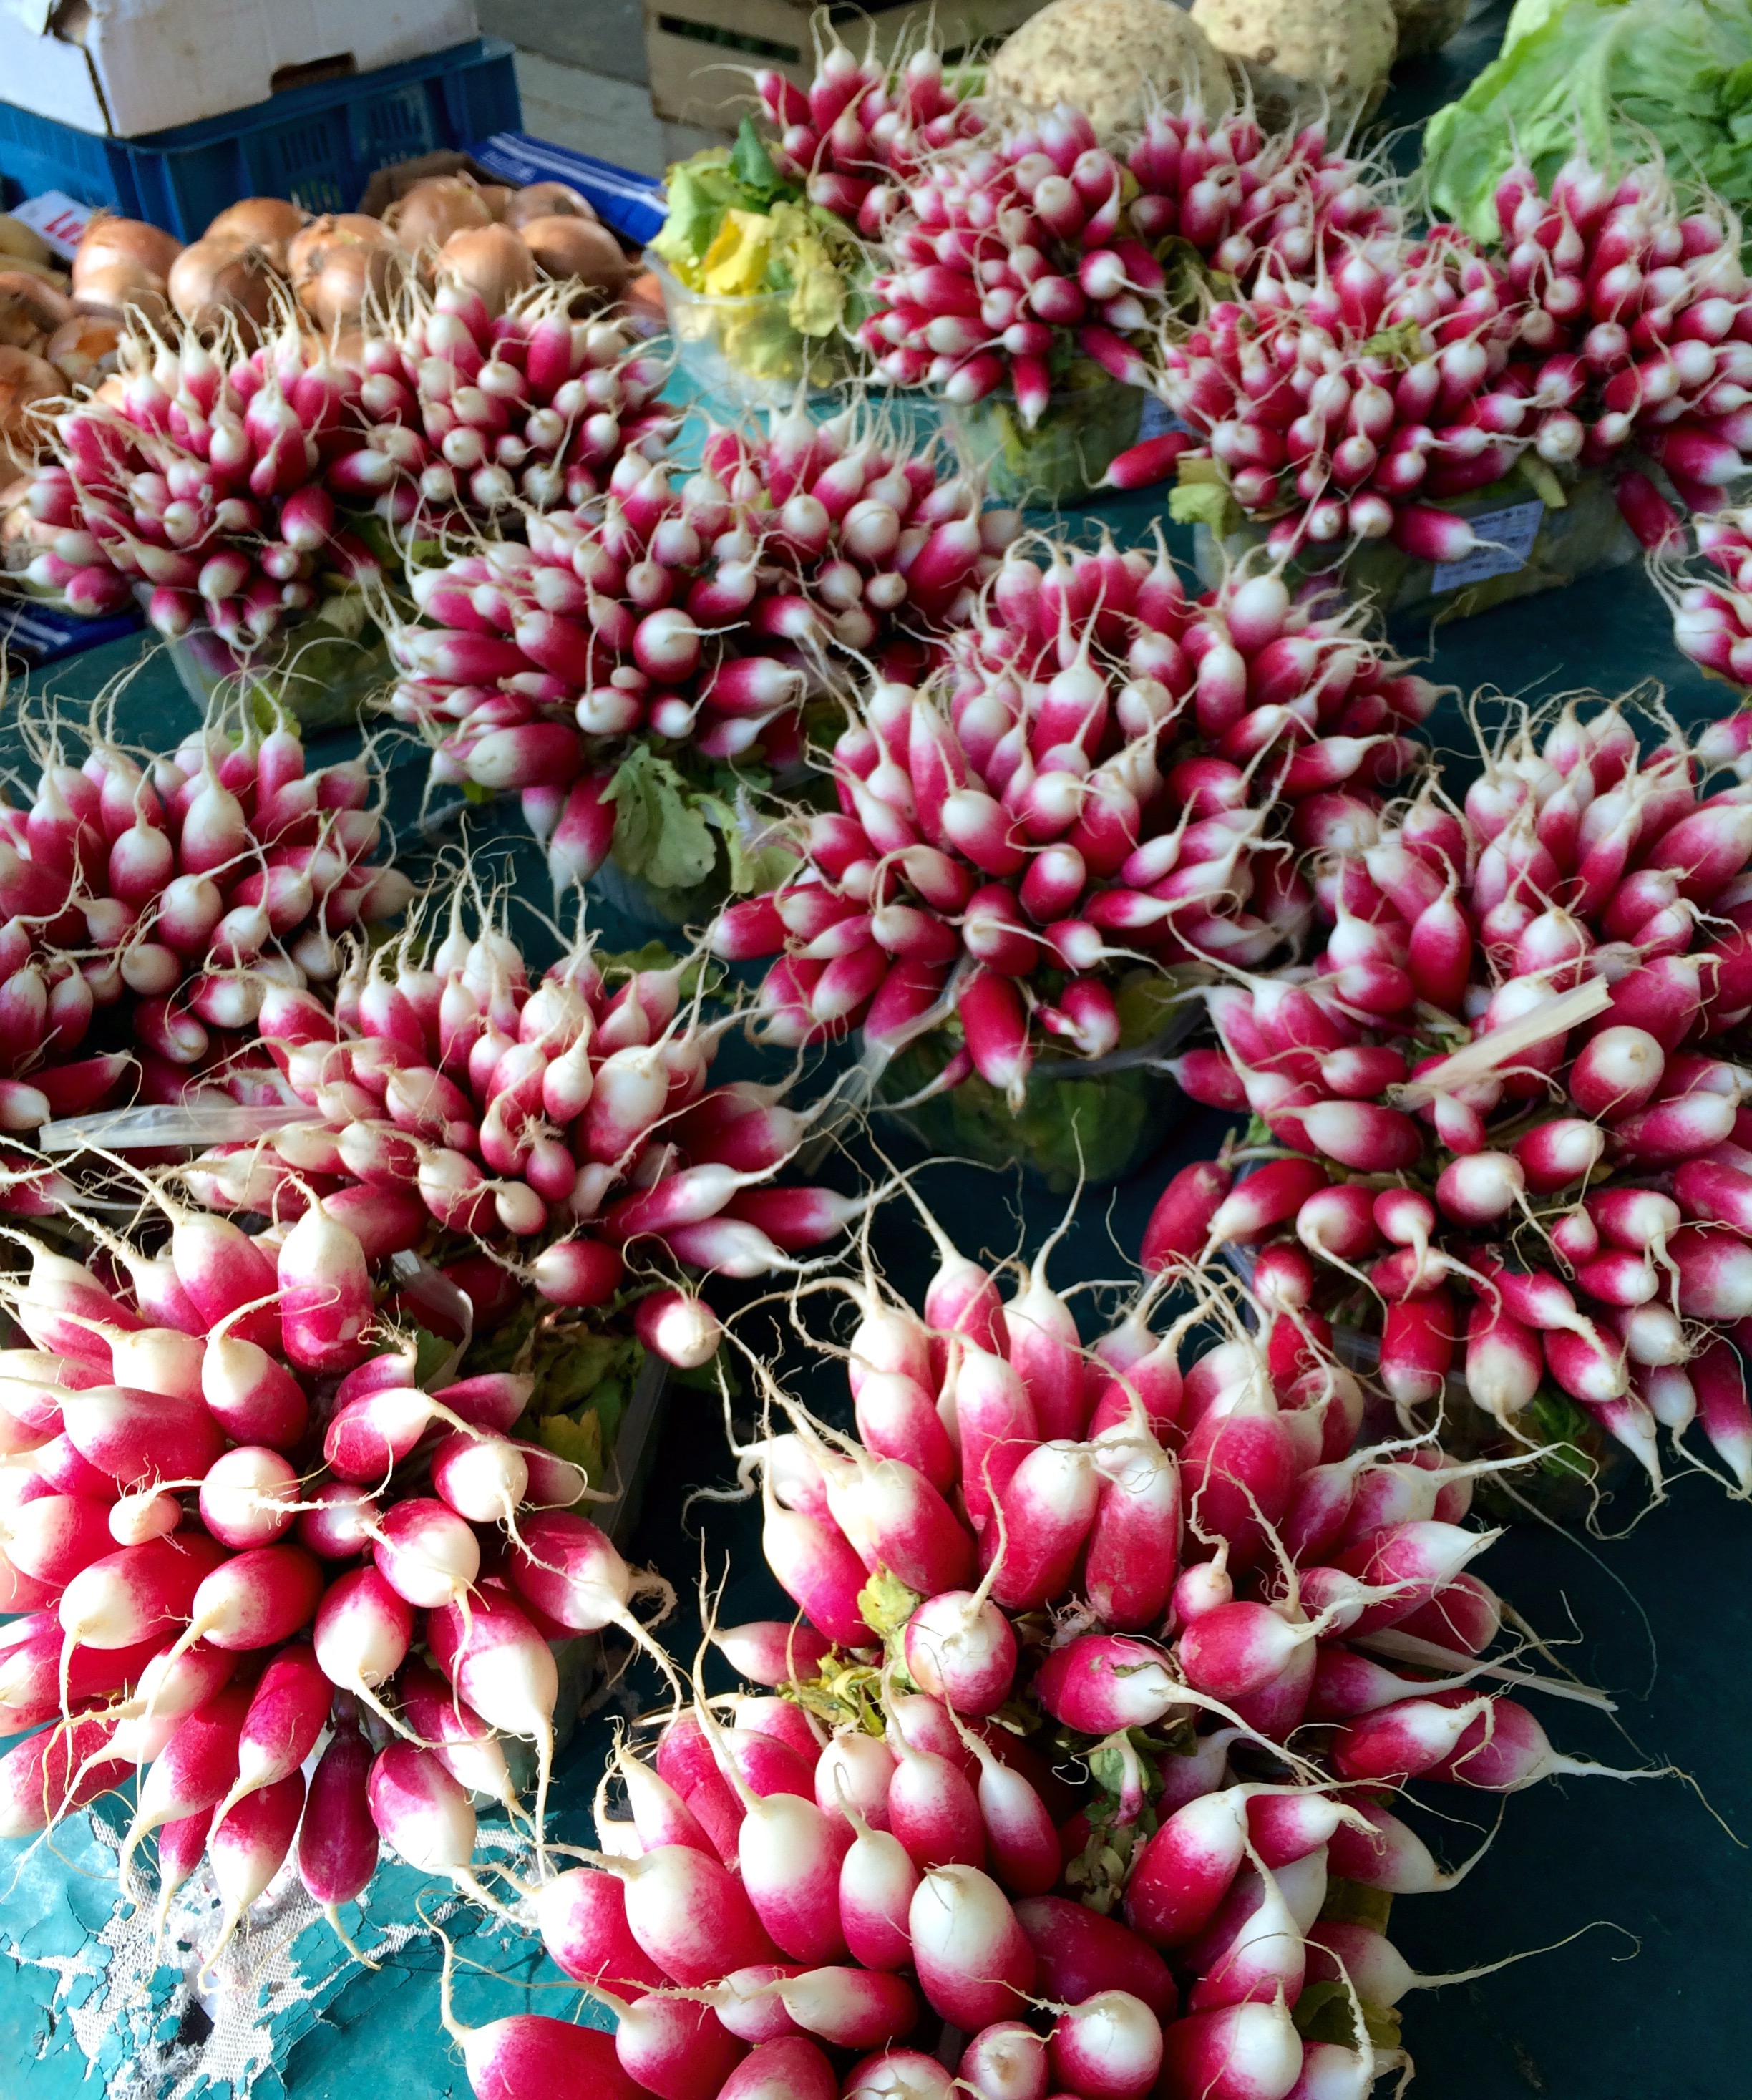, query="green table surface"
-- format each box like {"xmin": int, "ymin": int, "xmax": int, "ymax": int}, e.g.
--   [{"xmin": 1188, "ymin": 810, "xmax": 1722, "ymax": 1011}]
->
[{"xmin": 8, "ymin": 7, "xmax": 1752, "ymax": 2092}]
